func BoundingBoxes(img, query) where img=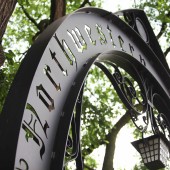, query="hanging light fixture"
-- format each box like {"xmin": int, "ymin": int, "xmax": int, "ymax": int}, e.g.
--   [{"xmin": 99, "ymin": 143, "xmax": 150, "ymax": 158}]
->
[{"xmin": 132, "ymin": 133, "xmax": 170, "ymax": 169}]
